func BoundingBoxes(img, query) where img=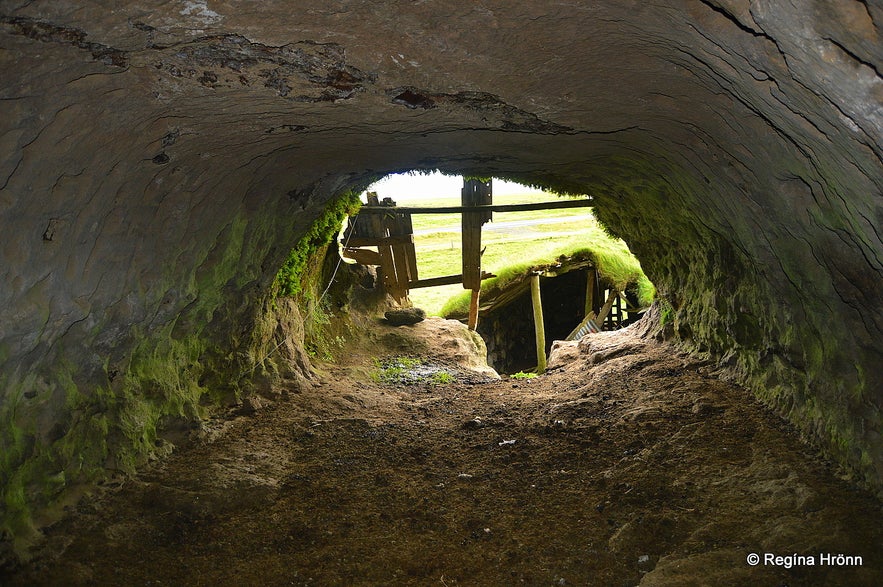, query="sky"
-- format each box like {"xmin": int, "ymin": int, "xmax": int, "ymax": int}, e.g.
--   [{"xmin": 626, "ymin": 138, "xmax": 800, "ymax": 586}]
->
[{"xmin": 362, "ymin": 171, "xmax": 546, "ymax": 203}]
